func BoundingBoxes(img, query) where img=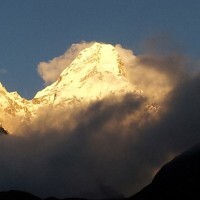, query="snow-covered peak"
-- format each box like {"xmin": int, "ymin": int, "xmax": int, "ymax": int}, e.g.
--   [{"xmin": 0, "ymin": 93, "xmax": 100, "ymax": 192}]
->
[
  {"xmin": 34, "ymin": 42, "xmax": 139, "ymax": 105},
  {"xmin": 60, "ymin": 42, "xmax": 126, "ymax": 77}
]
